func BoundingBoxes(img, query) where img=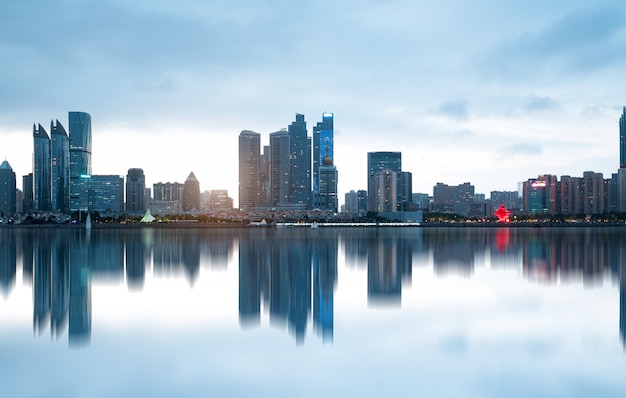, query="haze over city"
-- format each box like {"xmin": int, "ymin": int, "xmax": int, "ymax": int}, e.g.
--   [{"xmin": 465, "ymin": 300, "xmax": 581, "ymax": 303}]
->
[{"xmin": 1, "ymin": 0, "xmax": 625, "ymax": 205}]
